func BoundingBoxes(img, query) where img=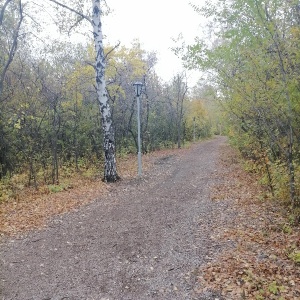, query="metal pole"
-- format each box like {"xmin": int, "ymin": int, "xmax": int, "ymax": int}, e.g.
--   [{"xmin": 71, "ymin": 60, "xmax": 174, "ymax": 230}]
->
[
  {"xmin": 137, "ymin": 94, "xmax": 142, "ymax": 176},
  {"xmin": 193, "ymin": 117, "xmax": 196, "ymax": 142}
]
